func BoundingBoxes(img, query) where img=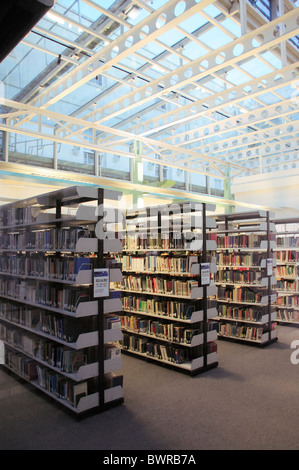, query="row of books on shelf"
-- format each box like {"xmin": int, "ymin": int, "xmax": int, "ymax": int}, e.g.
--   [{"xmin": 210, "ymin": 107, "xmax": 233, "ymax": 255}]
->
[
  {"xmin": 122, "ymin": 233, "xmax": 208, "ymax": 251},
  {"xmin": 120, "ymin": 254, "xmax": 201, "ymax": 275},
  {"xmin": 0, "ymin": 255, "xmax": 92, "ymax": 281},
  {"xmin": 5, "ymin": 347, "xmax": 38, "ymax": 381},
  {"xmin": 276, "ymin": 265, "xmax": 299, "ymax": 278},
  {"xmin": 217, "ymin": 304, "xmax": 272, "ymax": 323},
  {"xmin": 217, "ymin": 233, "xmax": 269, "ymax": 249},
  {"xmin": 0, "ymin": 301, "xmax": 97, "ymax": 343},
  {"xmin": 275, "ymin": 251, "xmax": 299, "ymax": 262},
  {"xmin": 36, "ymin": 366, "xmax": 89, "ymax": 407},
  {"xmin": 217, "ymin": 322, "xmax": 276, "ymax": 342},
  {"xmin": 121, "ymin": 295, "xmax": 204, "ymax": 320},
  {"xmin": 119, "ymin": 315, "xmax": 217, "ymax": 345},
  {"xmin": 0, "ymin": 323, "xmax": 95, "ymax": 373},
  {"xmin": 277, "ymin": 279, "xmax": 299, "ymax": 292},
  {"xmin": 0, "ymin": 227, "xmax": 90, "ymax": 251},
  {"xmin": 36, "ymin": 368, "xmax": 122, "ymax": 408},
  {"xmin": 216, "ymin": 269, "xmax": 264, "ymax": 285},
  {"xmin": 1, "ymin": 322, "xmax": 120, "ymax": 374},
  {"xmin": 118, "ymin": 275, "xmax": 199, "ymax": 297},
  {"xmin": 118, "ymin": 335, "xmax": 217, "ymax": 365},
  {"xmin": 276, "ymin": 236, "xmax": 299, "ymax": 248},
  {"xmin": 0, "ymin": 278, "xmax": 92, "ymax": 312},
  {"xmin": 125, "ymin": 210, "xmax": 205, "ymax": 228},
  {"xmin": 276, "ymin": 294, "xmax": 299, "ymax": 307},
  {"xmin": 217, "ymin": 252, "xmax": 265, "ymax": 267},
  {"xmin": 5, "ymin": 346, "xmax": 89, "ymax": 407},
  {"xmin": 217, "ymin": 286, "xmax": 271, "ymax": 304},
  {"xmin": 276, "ymin": 310, "xmax": 299, "ymax": 323},
  {"xmin": 0, "ymin": 206, "xmax": 39, "ymax": 227}
]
